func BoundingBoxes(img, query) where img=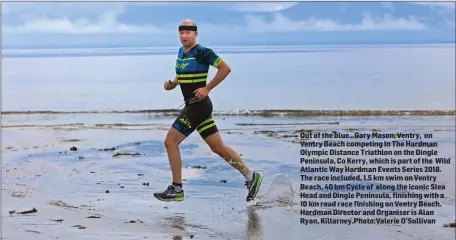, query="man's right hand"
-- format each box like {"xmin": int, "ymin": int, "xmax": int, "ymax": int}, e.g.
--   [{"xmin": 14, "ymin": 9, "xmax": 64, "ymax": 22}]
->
[{"xmin": 164, "ymin": 80, "xmax": 177, "ymax": 91}]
